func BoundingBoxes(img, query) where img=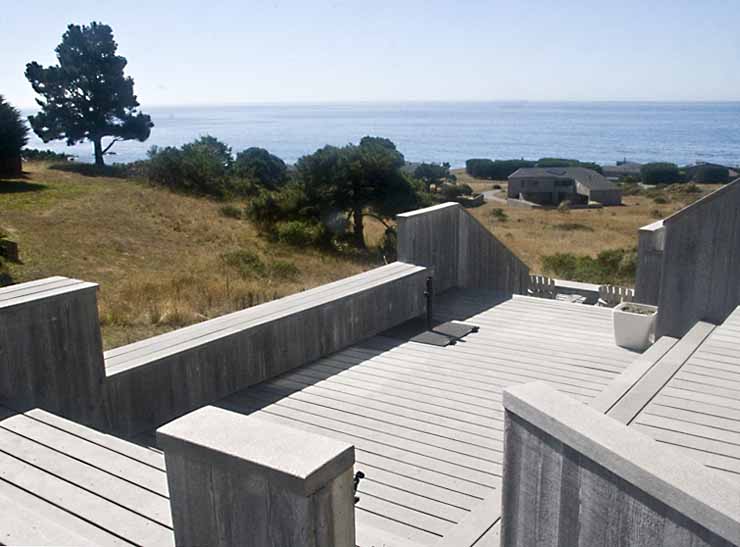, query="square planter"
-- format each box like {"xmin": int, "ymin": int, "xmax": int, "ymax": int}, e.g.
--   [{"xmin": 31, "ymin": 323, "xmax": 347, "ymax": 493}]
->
[{"xmin": 613, "ymin": 302, "xmax": 658, "ymax": 351}]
